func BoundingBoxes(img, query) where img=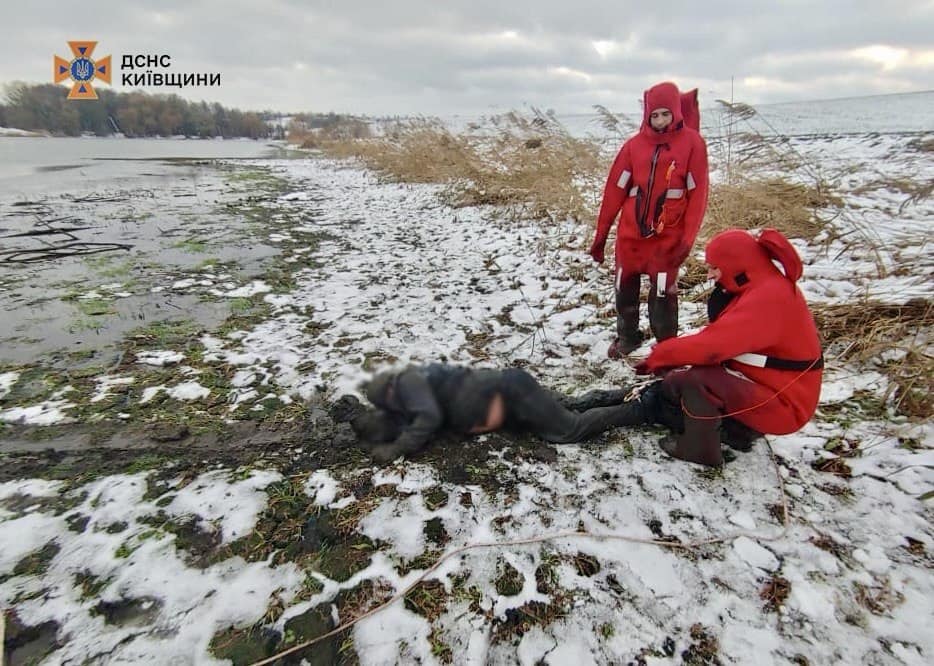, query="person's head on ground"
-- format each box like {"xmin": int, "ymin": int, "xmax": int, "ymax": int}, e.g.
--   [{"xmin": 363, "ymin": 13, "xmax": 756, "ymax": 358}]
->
[
  {"xmin": 363, "ymin": 370, "xmax": 397, "ymax": 409},
  {"xmin": 351, "ymin": 408, "xmax": 403, "ymax": 445}
]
